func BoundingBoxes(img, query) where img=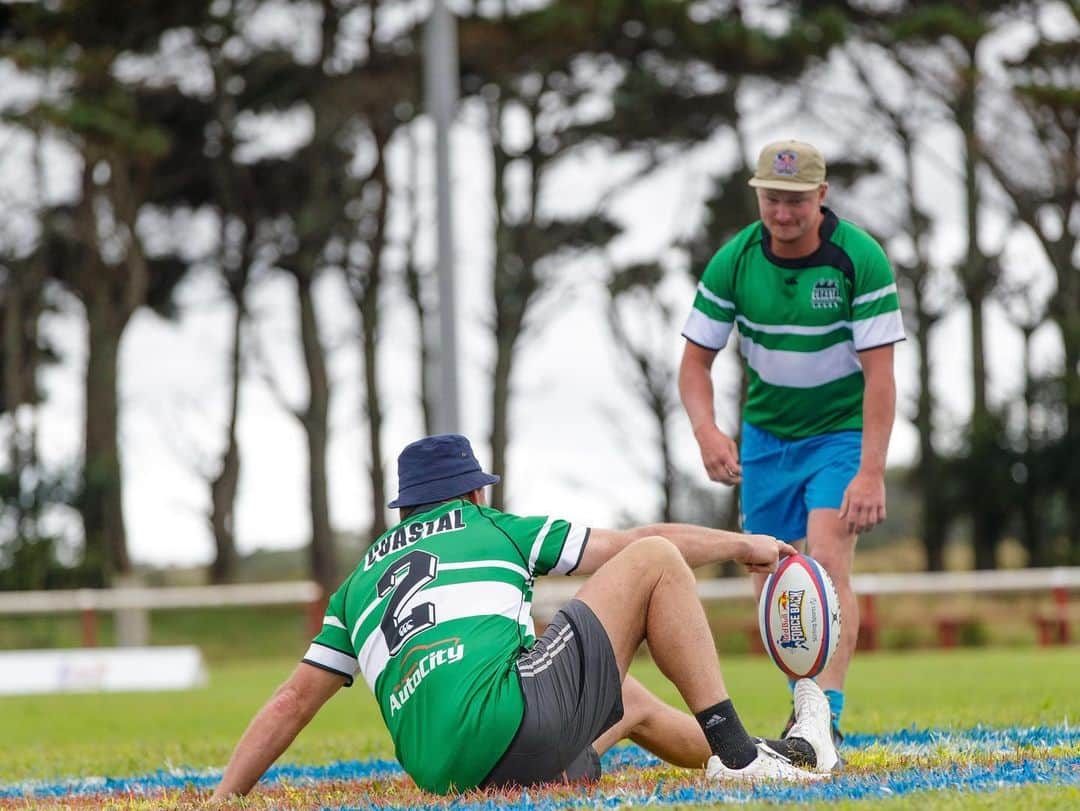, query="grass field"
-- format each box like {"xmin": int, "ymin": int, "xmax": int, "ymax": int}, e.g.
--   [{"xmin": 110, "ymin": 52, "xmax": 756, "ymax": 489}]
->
[{"xmin": 1, "ymin": 646, "xmax": 1078, "ymax": 808}]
